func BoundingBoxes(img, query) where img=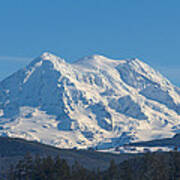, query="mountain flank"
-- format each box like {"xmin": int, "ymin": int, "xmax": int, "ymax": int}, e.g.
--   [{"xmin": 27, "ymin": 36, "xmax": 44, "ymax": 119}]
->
[{"xmin": 0, "ymin": 52, "xmax": 180, "ymax": 149}]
